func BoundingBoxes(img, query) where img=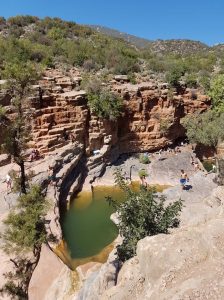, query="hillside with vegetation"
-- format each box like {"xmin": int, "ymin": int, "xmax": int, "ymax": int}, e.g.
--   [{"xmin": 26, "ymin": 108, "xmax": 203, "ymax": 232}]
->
[
  {"xmin": 0, "ymin": 15, "xmax": 224, "ymax": 91},
  {"xmin": 88, "ymin": 24, "xmax": 153, "ymax": 48}
]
